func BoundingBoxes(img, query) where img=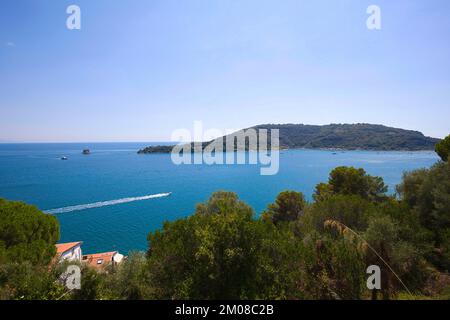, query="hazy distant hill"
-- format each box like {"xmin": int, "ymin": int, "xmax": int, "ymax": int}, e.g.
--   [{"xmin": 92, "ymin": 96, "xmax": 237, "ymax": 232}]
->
[
  {"xmin": 138, "ymin": 123, "xmax": 440, "ymax": 153},
  {"xmin": 252, "ymin": 123, "xmax": 439, "ymax": 150}
]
